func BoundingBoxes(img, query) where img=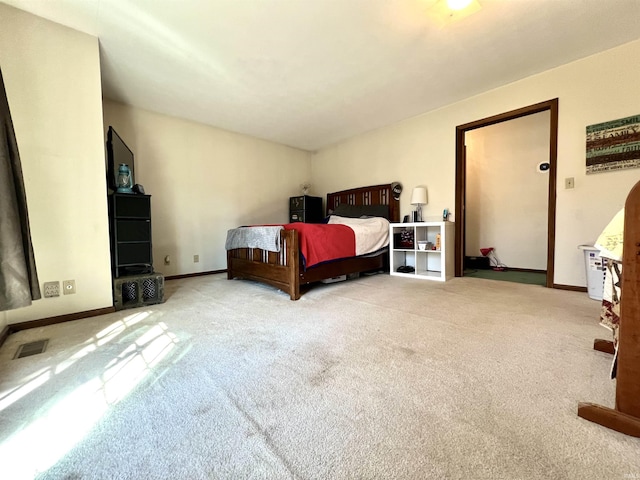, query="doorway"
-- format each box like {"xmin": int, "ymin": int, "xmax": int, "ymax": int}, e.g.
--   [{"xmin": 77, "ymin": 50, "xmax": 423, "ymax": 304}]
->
[{"xmin": 454, "ymin": 99, "xmax": 558, "ymax": 288}]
